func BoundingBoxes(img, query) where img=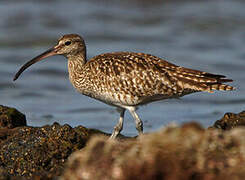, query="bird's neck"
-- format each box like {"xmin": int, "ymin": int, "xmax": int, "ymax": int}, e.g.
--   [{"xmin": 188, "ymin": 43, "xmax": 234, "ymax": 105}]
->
[
  {"xmin": 67, "ymin": 48, "xmax": 87, "ymax": 65},
  {"xmin": 67, "ymin": 50, "xmax": 87, "ymax": 87}
]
